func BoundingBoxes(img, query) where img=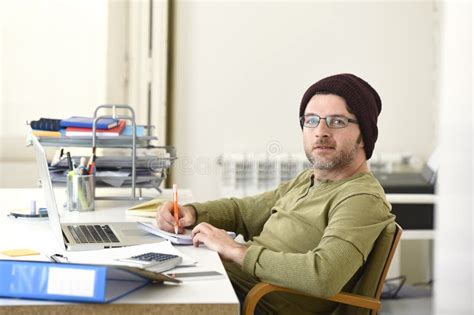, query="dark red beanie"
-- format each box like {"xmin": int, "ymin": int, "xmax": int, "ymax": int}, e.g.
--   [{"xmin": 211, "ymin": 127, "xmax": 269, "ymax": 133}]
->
[{"xmin": 299, "ymin": 73, "xmax": 382, "ymax": 160}]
